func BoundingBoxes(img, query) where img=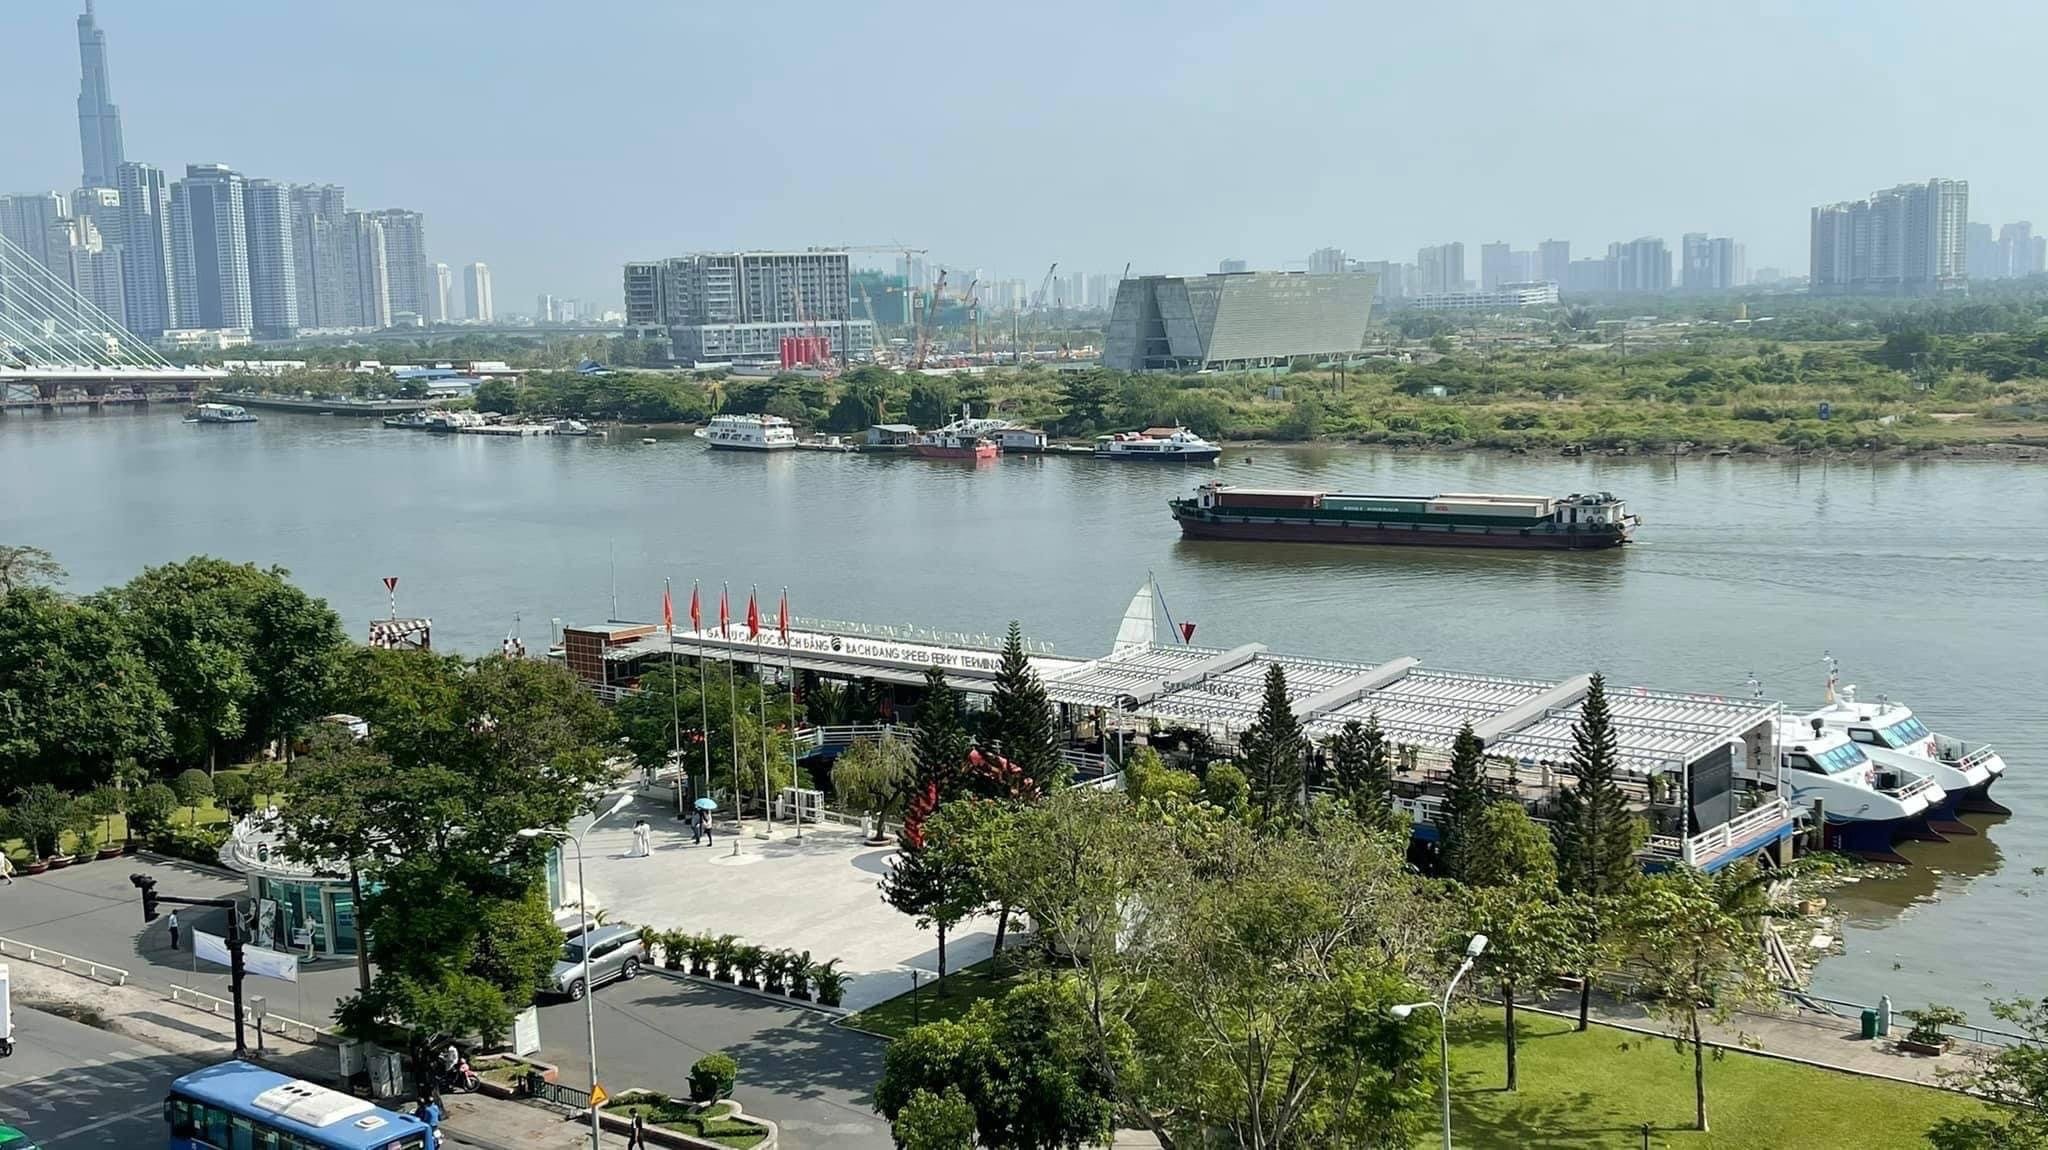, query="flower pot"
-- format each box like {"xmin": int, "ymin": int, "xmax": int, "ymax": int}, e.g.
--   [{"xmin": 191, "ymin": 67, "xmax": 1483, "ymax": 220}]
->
[
  {"xmin": 690, "ymin": 963, "xmax": 709, "ymax": 977},
  {"xmin": 716, "ymin": 973, "xmax": 735, "ymax": 984},
  {"xmin": 790, "ymin": 990, "xmax": 812, "ymax": 1001},
  {"xmin": 1898, "ymin": 1038, "xmax": 1951, "ymax": 1057},
  {"xmin": 97, "ymin": 845, "xmax": 124, "ymax": 860},
  {"xmin": 45, "ymin": 854, "xmax": 74, "ymax": 870},
  {"xmin": 21, "ymin": 860, "xmax": 48, "ymax": 875}
]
